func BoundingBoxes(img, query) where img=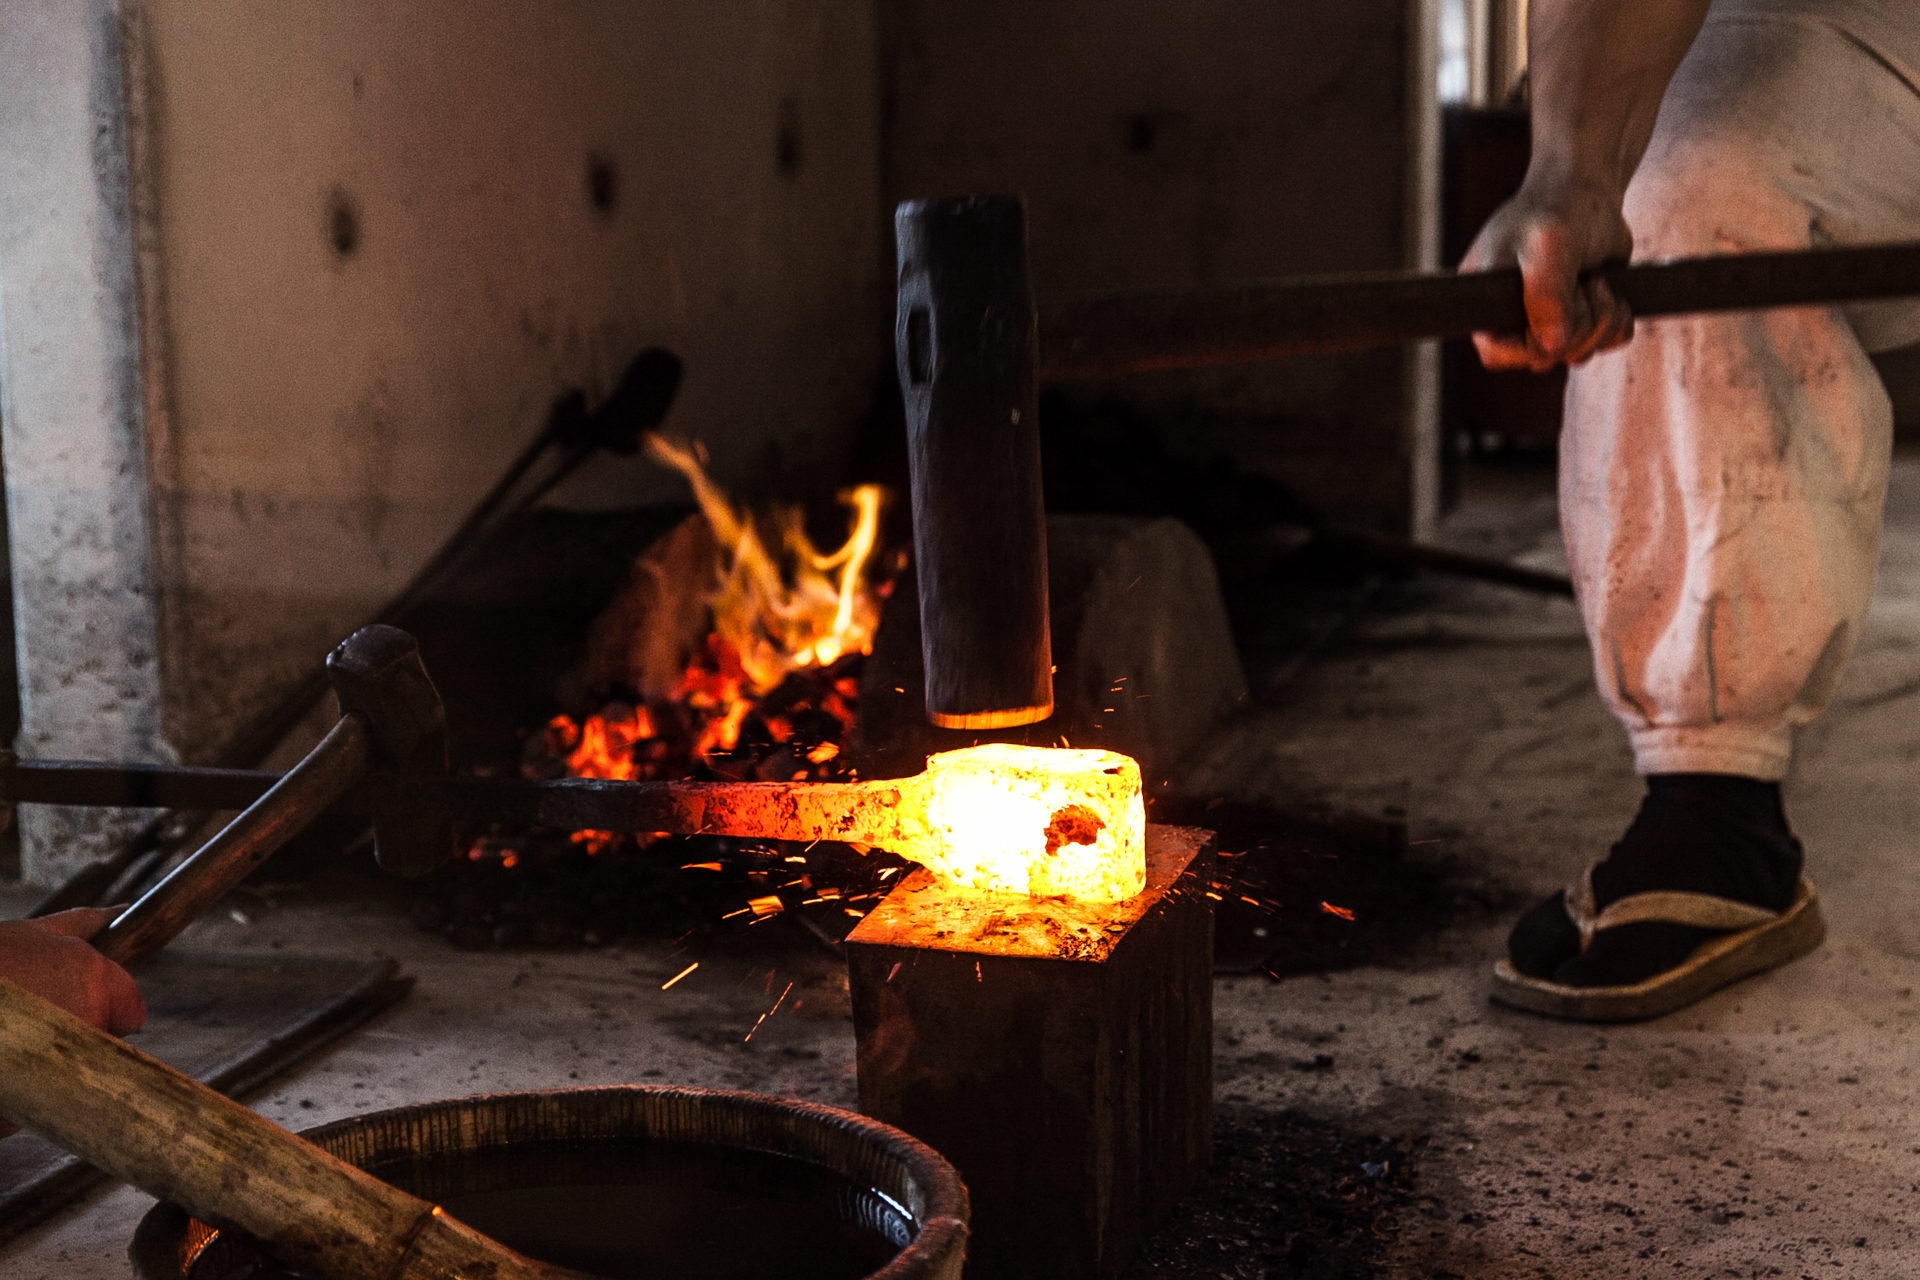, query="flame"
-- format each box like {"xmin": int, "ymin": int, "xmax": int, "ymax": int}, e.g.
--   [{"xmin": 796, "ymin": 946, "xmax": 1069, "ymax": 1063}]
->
[
  {"xmin": 646, "ymin": 434, "xmax": 885, "ymax": 697},
  {"xmin": 518, "ymin": 440, "xmax": 885, "ymax": 852},
  {"xmin": 907, "ymin": 744, "xmax": 1146, "ymax": 901}
]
